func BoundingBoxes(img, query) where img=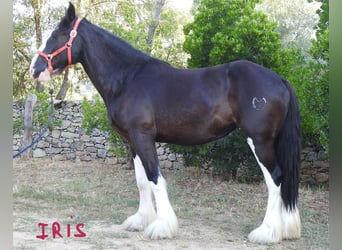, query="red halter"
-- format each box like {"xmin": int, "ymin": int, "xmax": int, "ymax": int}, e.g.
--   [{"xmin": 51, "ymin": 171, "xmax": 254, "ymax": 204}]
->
[{"xmin": 36, "ymin": 18, "xmax": 82, "ymax": 76}]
